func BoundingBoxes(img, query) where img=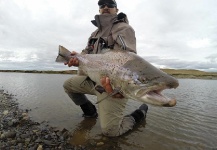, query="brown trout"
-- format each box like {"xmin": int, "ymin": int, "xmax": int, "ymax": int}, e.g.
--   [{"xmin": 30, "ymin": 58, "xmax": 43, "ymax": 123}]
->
[{"xmin": 56, "ymin": 45, "xmax": 179, "ymax": 107}]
